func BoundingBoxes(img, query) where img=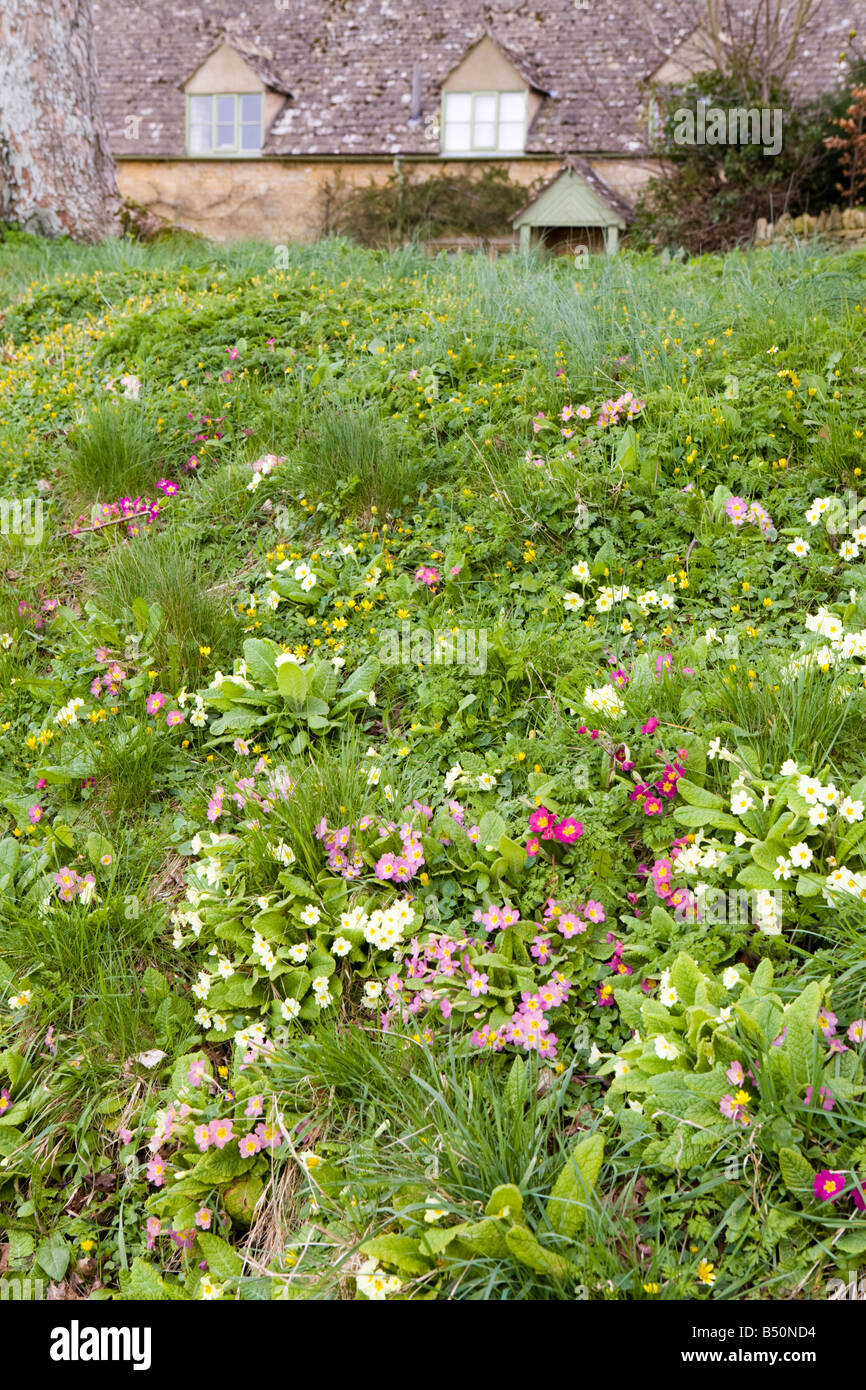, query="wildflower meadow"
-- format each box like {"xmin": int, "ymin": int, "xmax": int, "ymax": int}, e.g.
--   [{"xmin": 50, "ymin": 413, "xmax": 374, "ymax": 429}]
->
[{"xmin": 0, "ymin": 229, "xmax": 865, "ymax": 1308}]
